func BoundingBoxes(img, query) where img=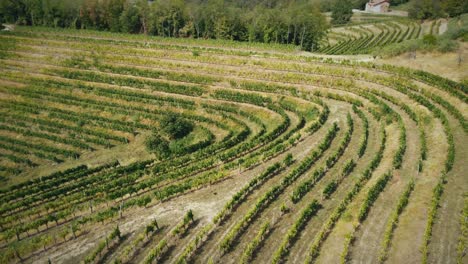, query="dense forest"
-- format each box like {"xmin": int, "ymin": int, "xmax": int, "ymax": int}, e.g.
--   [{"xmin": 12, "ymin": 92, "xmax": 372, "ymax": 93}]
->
[
  {"xmin": 0, "ymin": 0, "xmax": 466, "ymax": 50},
  {"xmin": 408, "ymin": 0, "xmax": 468, "ymax": 19},
  {"xmin": 0, "ymin": 0, "xmax": 329, "ymax": 51}
]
